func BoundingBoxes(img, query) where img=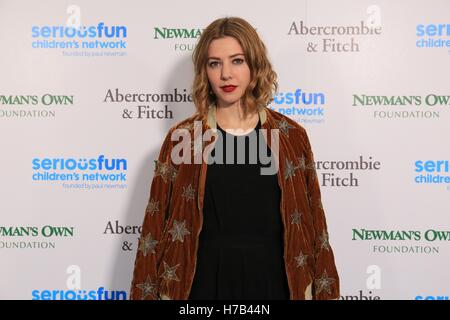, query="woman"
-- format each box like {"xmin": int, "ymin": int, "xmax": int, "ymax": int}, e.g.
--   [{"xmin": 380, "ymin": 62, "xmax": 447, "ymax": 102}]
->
[{"xmin": 130, "ymin": 17, "xmax": 339, "ymax": 300}]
